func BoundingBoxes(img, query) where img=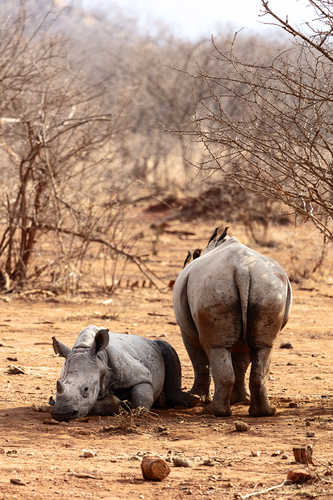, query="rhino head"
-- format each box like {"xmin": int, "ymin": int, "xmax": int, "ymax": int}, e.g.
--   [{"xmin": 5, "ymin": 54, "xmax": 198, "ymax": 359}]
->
[{"xmin": 51, "ymin": 329, "xmax": 110, "ymax": 421}]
